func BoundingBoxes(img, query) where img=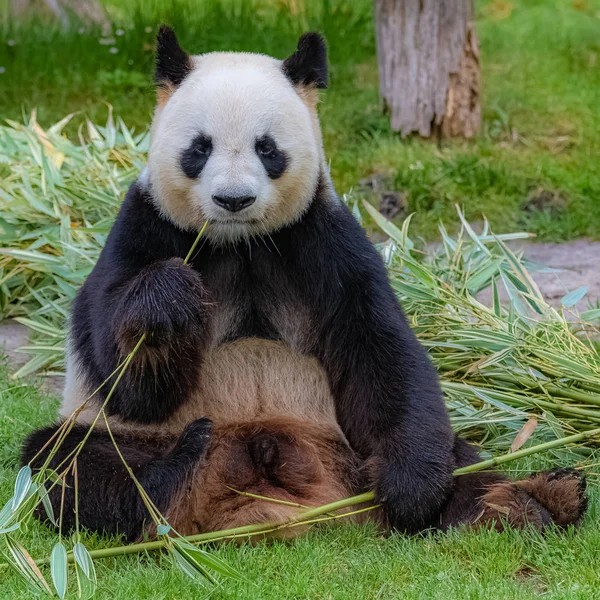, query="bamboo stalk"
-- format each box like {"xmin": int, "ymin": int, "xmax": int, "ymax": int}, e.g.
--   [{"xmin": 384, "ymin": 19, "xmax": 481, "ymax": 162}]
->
[
  {"xmin": 454, "ymin": 426, "xmax": 600, "ymax": 475},
  {"xmin": 24, "ymin": 492, "xmax": 376, "ymax": 566},
  {"xmin": 184, "ymin": 221, "xmax": 208, "ymax": 264}
]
